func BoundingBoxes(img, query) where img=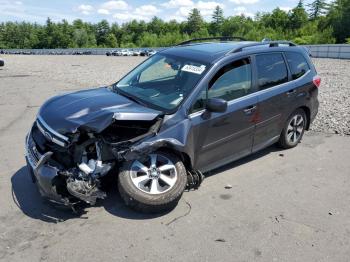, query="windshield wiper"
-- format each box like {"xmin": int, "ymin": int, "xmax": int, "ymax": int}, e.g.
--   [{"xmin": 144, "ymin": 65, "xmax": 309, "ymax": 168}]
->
[{"xmin": 113, "ymin": 87, "xmax": 148, "ymax": 108}]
